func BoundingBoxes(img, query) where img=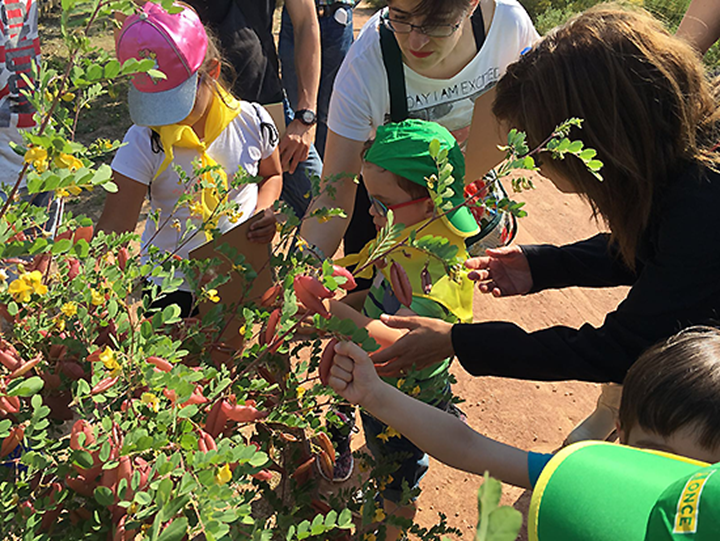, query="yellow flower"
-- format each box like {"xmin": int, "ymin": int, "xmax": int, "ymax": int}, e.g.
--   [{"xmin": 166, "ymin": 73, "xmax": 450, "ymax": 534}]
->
[
  {"xmin": 216, "ymin": 464, "xmax": 232, "ymax": 485},
  {"xmin": 90, "ymin": 288, "xmax": 104, "ymax": 306},
  {"xmin": 373, "ymin": 508, "xmax": 386, "ymax": 522},
  {"xmin": 8, "ymin": 271, "xmax": 47, "ymax": 303},
  {"xmin": 396, "ymin": 379, "xmax": 405, "ymax": 388},
  {"xmin": 140, "ymin": 392, "xmax": 159, "ymax": 412},
  {"xmin": 188, "ymin": 200, "xmax": 204, "ymax": 217},
  {"xmin": 54, "ymin": 318, "xmax": 65, "ymax": 332},
  {"xmin": 61, "ymin": 92, "xmax": 76, "ymax": 102},
  {"xmin": 238, "ymin": 325, "xmax": 246, "ymax": 336},
  {"xmin": 128, "ymin": 502, "xmax": 137, "ymax": 515},
  {"xmin": 296, "ymin": 386, "xmax": 306, "ymax": 399},
  {"xmin": 226, "ymin": 210, "xmax": 244, "ymax": 224},
  {"xmin": 0, "ymin": 269, "xmax": 8, "ymax": 283},
  {"xmin": 61, "ymin": 302, "xmax": 77, "ymax": 318},
  {"xmin": 55, "ymin": 187, "xmax": 70, "ymax": 198},
  {"xmin": 54, "ymin": 153, "xmax": 83, "ymax": 172},
  {"xmin": 205, "ymin": 288, "xmax": 220, "ymax": 303},
  {"xmin": 377, "ymin": 426, "xmax": 401, "ymax": 443},
  {"xmin": 378, "ymin": 475, "xmax": 394, "ymax": 492},
  {"xmin": 99, "ymin": 346, "xmax": 120, "ymax": 375},
  {"xmin": 24, "ymin": 147, "xmax": 49, "ymax": 173},
  {"xmin": 410, "ymin": 386, "xmax": 421, "ymax": 397},
  {"xmin": 171, "ymin": 219, "xmax": 181, "ymax": 232},
  {"xmin": 316, "ymin": 215, "xmax": 331, "ymax": 224},
  {"xmin": 8, "ymin": 278, "xmax": 32, "ymax": 302}
]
